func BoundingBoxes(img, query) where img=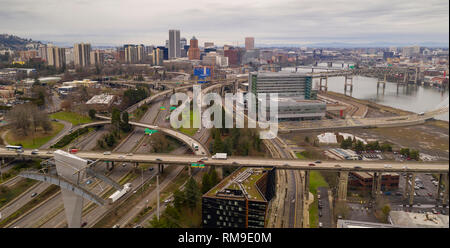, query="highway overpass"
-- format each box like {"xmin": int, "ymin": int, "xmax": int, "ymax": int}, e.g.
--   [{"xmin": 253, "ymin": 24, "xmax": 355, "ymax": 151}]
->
[{"xmin": 1, "ymin": 149, "xmax": 448, "ymax": 174}]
